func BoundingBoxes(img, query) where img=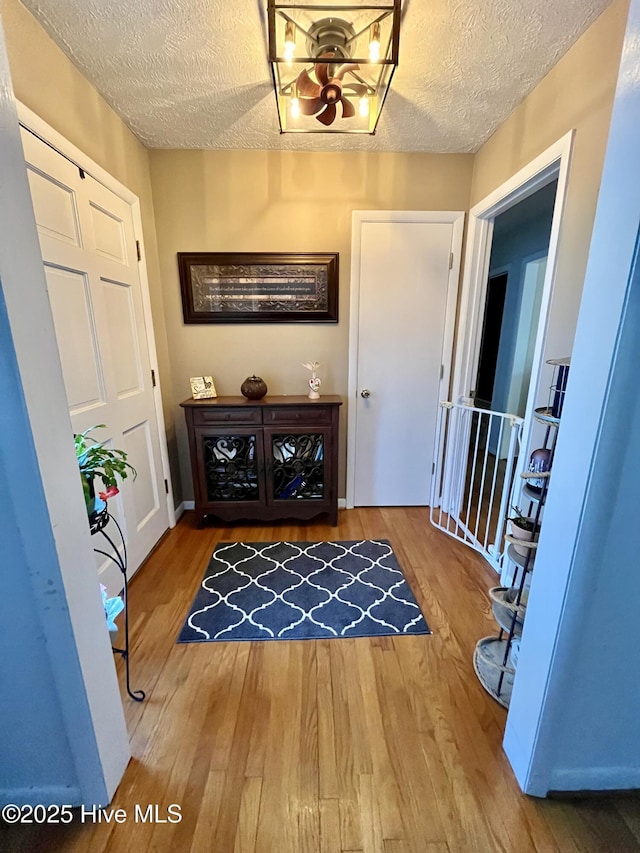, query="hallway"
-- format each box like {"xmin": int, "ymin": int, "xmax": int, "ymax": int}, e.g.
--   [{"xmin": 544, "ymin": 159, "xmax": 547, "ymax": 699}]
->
[{"xmin": 6, "ymin": 508, "xmax": 640, "ymax": 852}]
